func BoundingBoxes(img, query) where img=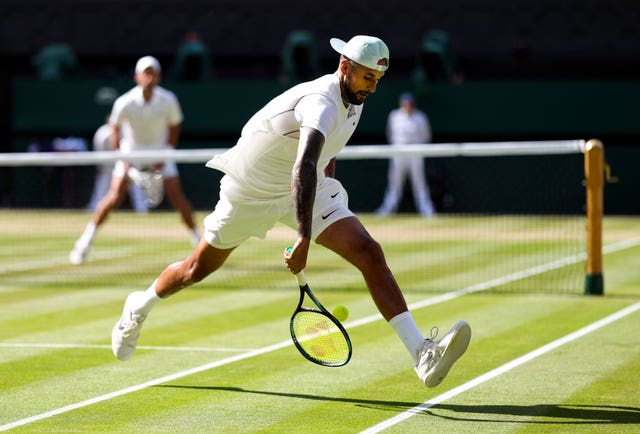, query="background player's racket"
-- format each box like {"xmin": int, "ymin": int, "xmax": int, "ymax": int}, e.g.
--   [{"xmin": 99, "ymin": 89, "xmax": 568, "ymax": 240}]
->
[
  {"xmin": 127, "ymin": 166, "xmax": 164, "ymax": 208},
  {"xmin": 287, "ymin": 257, "xmax": 352, "ymax": 367}
]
